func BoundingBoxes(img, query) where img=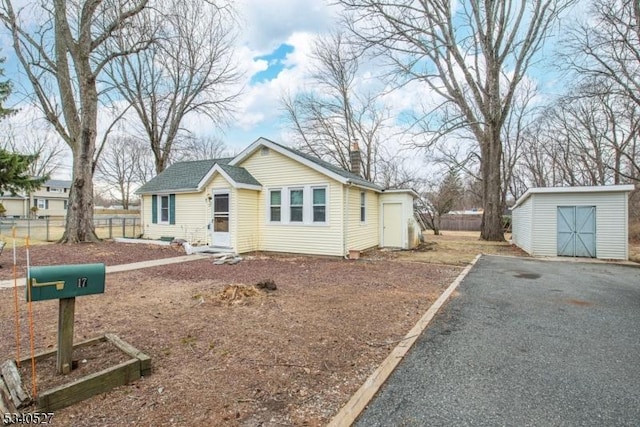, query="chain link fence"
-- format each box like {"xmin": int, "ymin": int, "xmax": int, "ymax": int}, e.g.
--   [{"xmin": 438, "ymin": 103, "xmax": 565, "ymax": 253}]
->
[{"xmin": 0, "ymin": 217, "xmax": 141, "ymax": 242}]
